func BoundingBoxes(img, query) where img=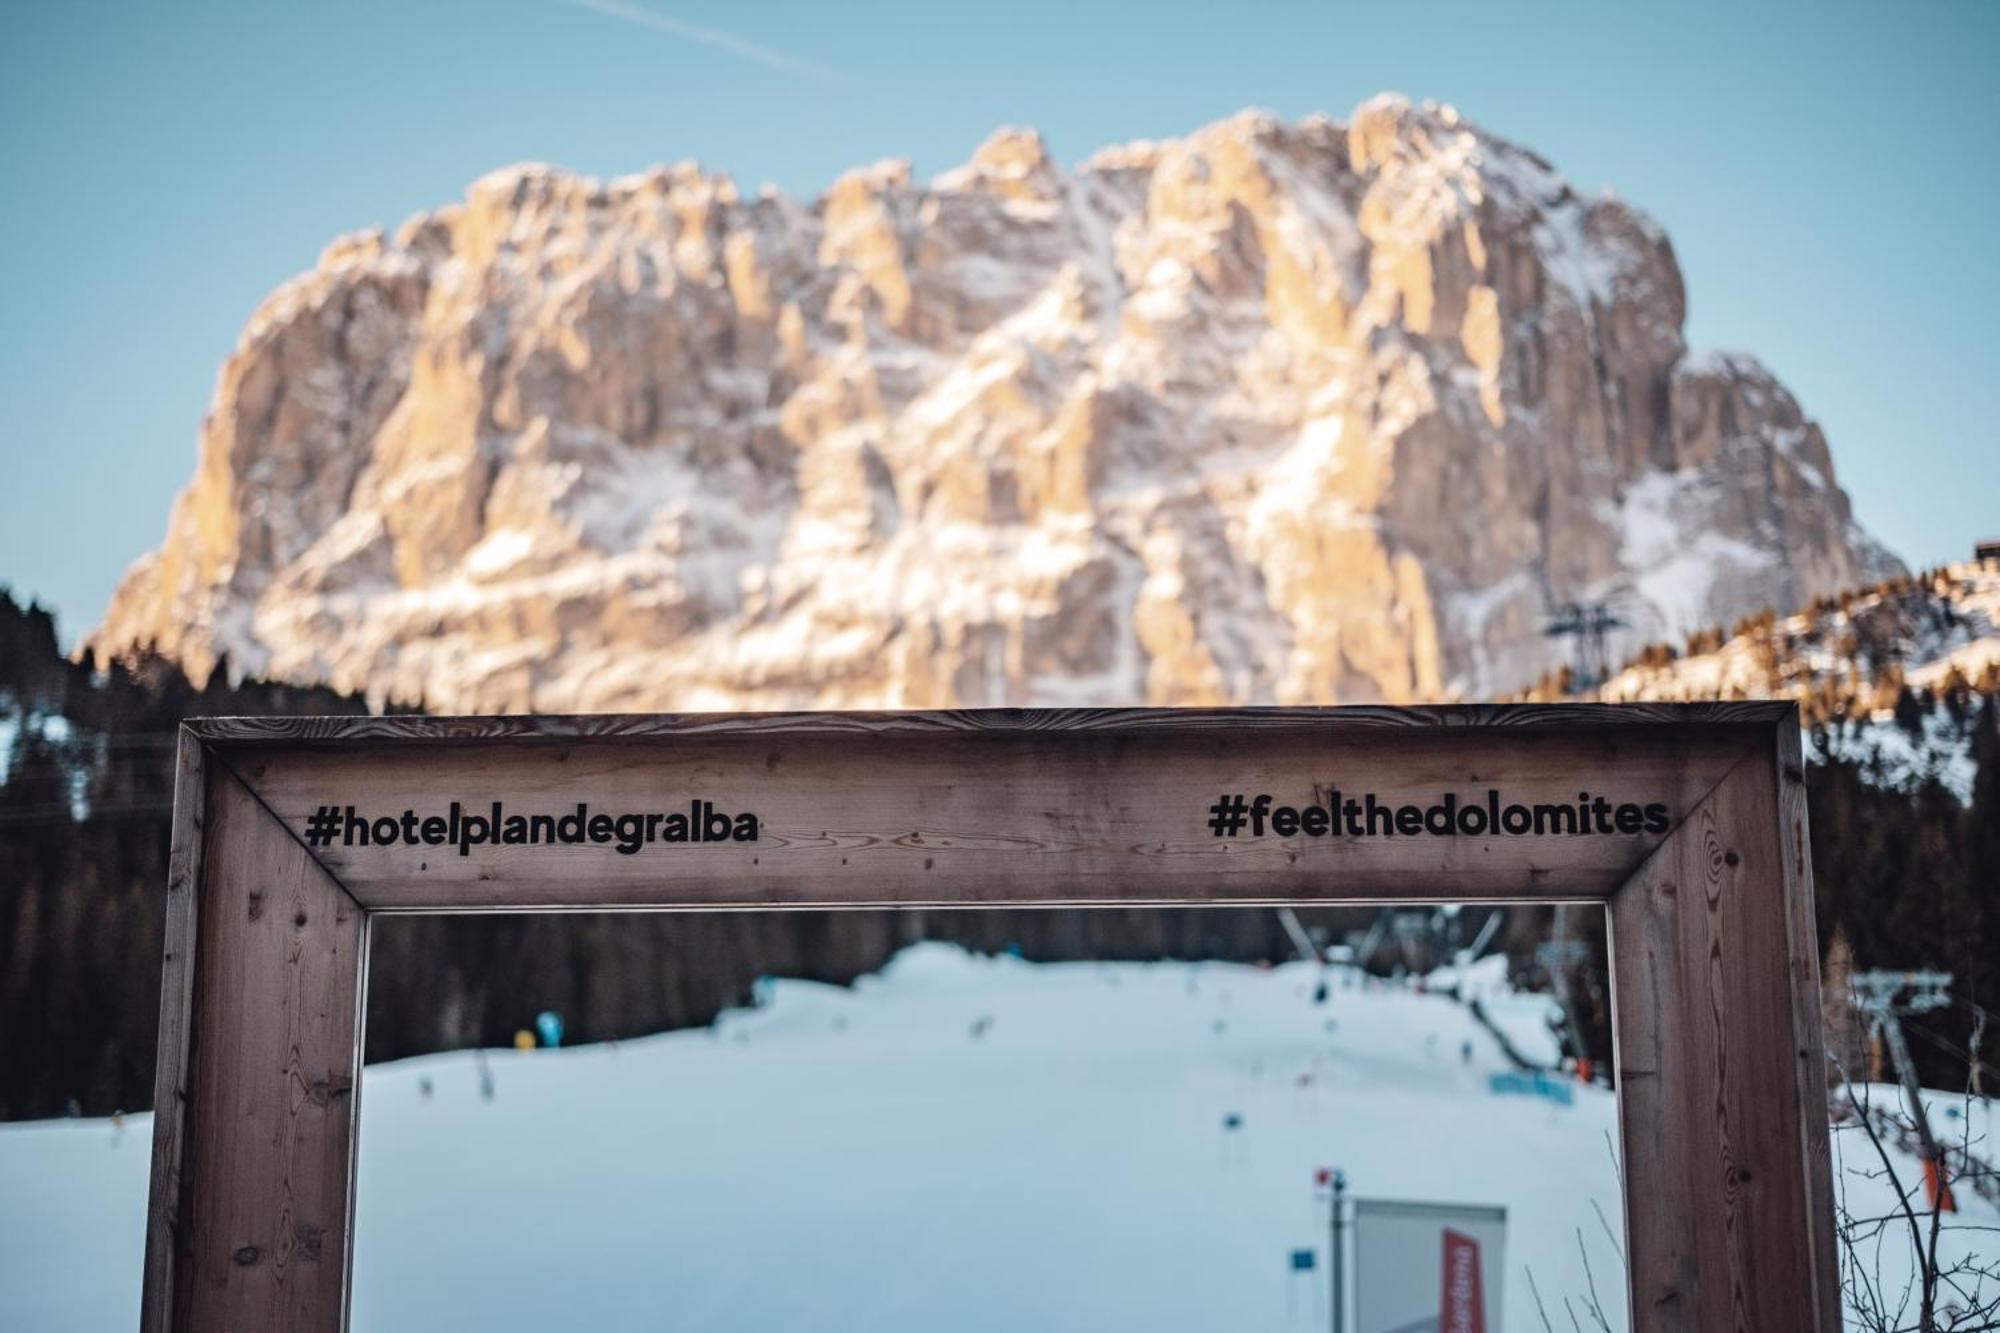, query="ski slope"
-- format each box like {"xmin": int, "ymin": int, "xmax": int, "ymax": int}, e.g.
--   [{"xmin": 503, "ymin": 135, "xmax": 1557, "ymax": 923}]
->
[{"xmin": 1, "ymin": 945, "xmax": 1991, "ymax": 1331}]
